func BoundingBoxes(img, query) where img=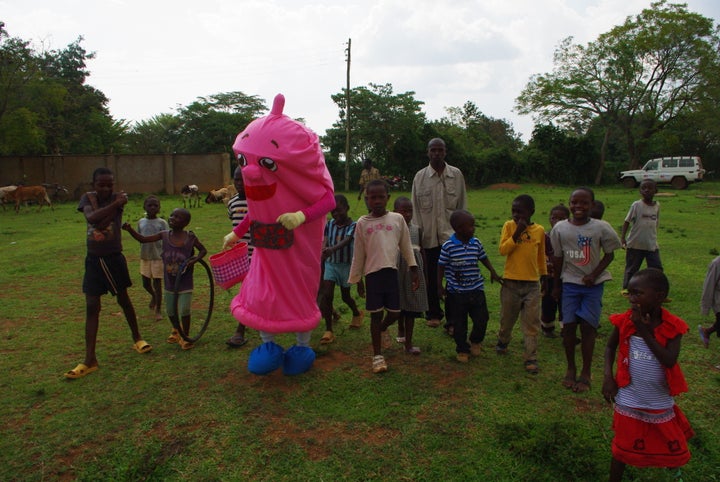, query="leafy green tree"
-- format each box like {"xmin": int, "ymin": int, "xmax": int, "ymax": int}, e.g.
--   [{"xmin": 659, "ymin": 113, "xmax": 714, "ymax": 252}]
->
[
  {"xmin": 173, "ymin": 92, "xmax": 267, "ymax": 154},
  {"xmin": 0, "ymin": 24, "xmax": 121, "ymax": 154},
  {"xmin": 516, "ymin": 1, "xmax": 720, "ymax": 182},
  {"xmin": 324, "ymin": 83, "xmax": 426, "ymax": 179}
]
